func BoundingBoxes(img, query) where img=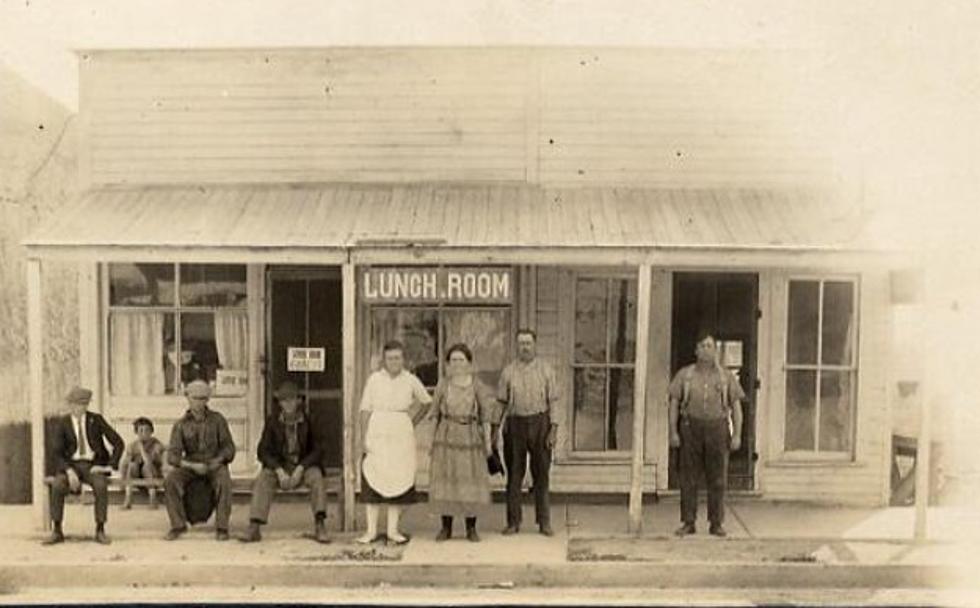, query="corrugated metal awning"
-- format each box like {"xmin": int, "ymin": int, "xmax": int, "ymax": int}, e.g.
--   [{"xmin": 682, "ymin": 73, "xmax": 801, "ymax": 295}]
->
[{"xmin": 24, "ymin": 184, "xmax": 889, "ymax": 265}]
